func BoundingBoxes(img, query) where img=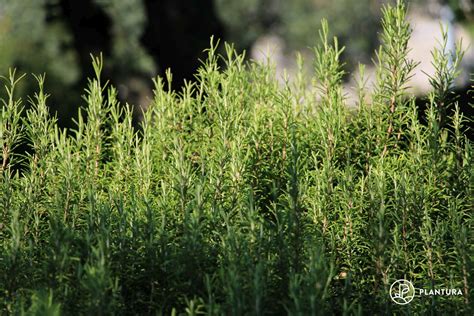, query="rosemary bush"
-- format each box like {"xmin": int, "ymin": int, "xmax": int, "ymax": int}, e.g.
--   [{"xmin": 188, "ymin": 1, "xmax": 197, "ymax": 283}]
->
[{"xmin": 1, "ymin": 2, "xmax": 472, "ymax": 314}]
